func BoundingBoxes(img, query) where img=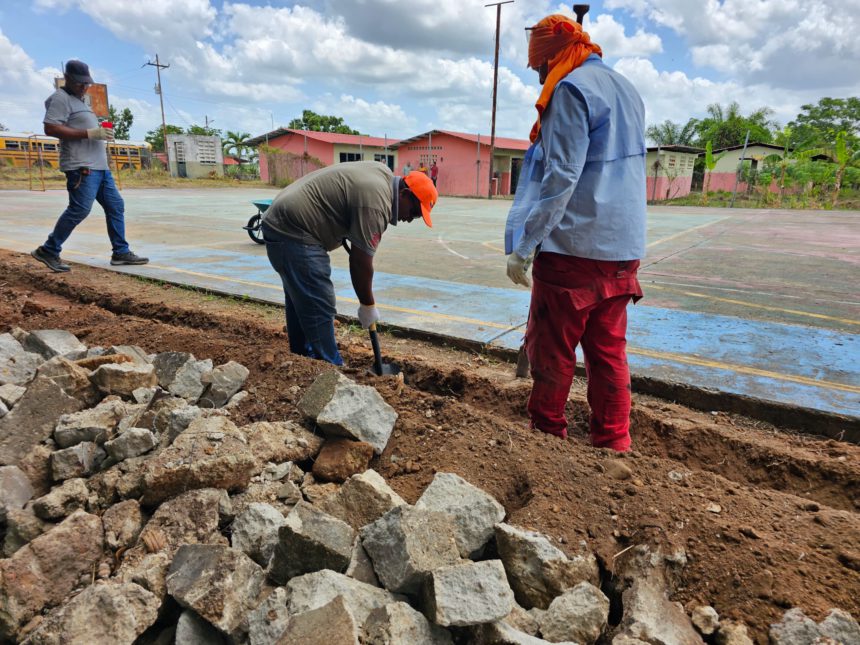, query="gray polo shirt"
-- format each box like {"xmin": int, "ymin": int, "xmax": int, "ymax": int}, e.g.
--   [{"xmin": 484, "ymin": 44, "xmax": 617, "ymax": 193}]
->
[
  {"xmin": 263, "ymin": 161, "xmax": 394, "ymax": 255},
  {"xmin": 43, "ymin": 88, "xmax": 108, "ymax": 172}
]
